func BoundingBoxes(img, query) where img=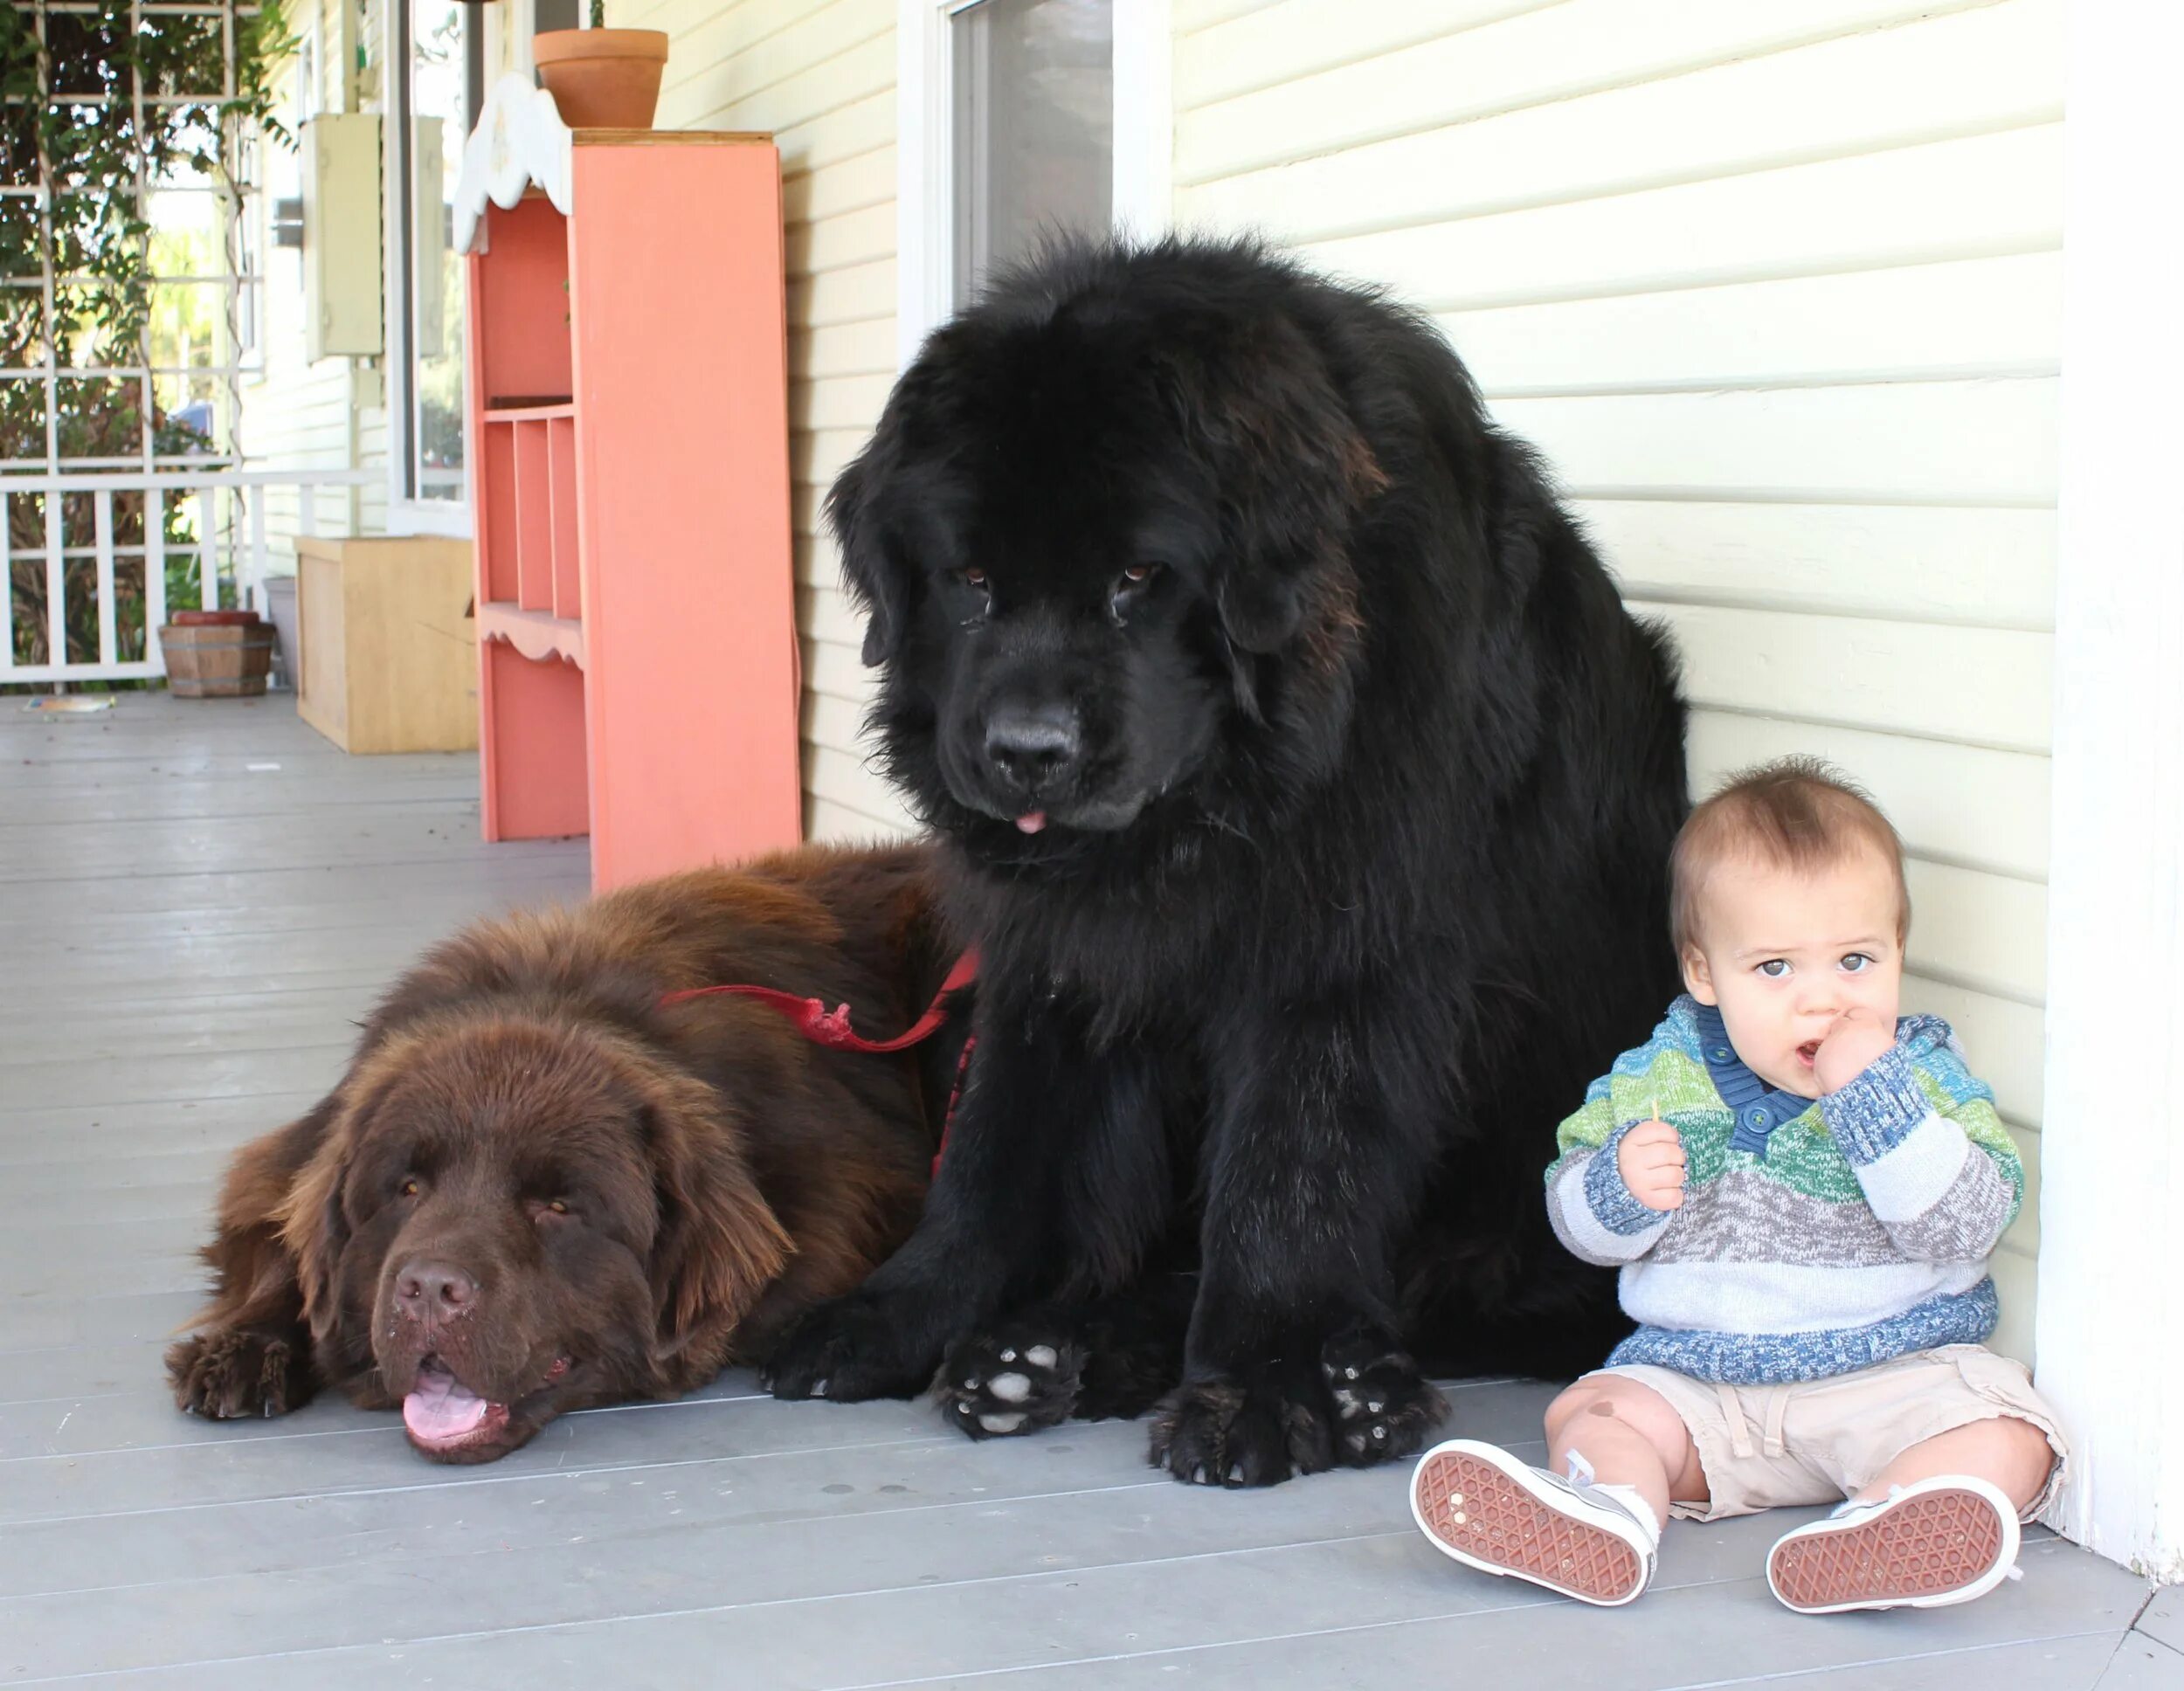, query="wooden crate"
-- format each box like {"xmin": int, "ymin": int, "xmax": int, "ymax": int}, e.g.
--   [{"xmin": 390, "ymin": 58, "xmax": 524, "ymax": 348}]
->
[{"xmin": 294, "ymin": 536, "xmax": 479, "ymax": 754}]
